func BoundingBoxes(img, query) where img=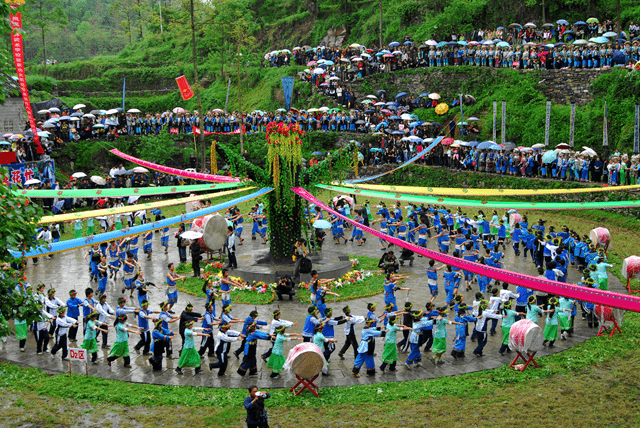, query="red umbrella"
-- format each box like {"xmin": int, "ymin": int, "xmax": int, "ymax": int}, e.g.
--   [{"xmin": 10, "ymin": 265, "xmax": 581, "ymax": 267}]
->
[{"xmin": 441, "ymin": 137, "xmax": 454, "ymax": 145}]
